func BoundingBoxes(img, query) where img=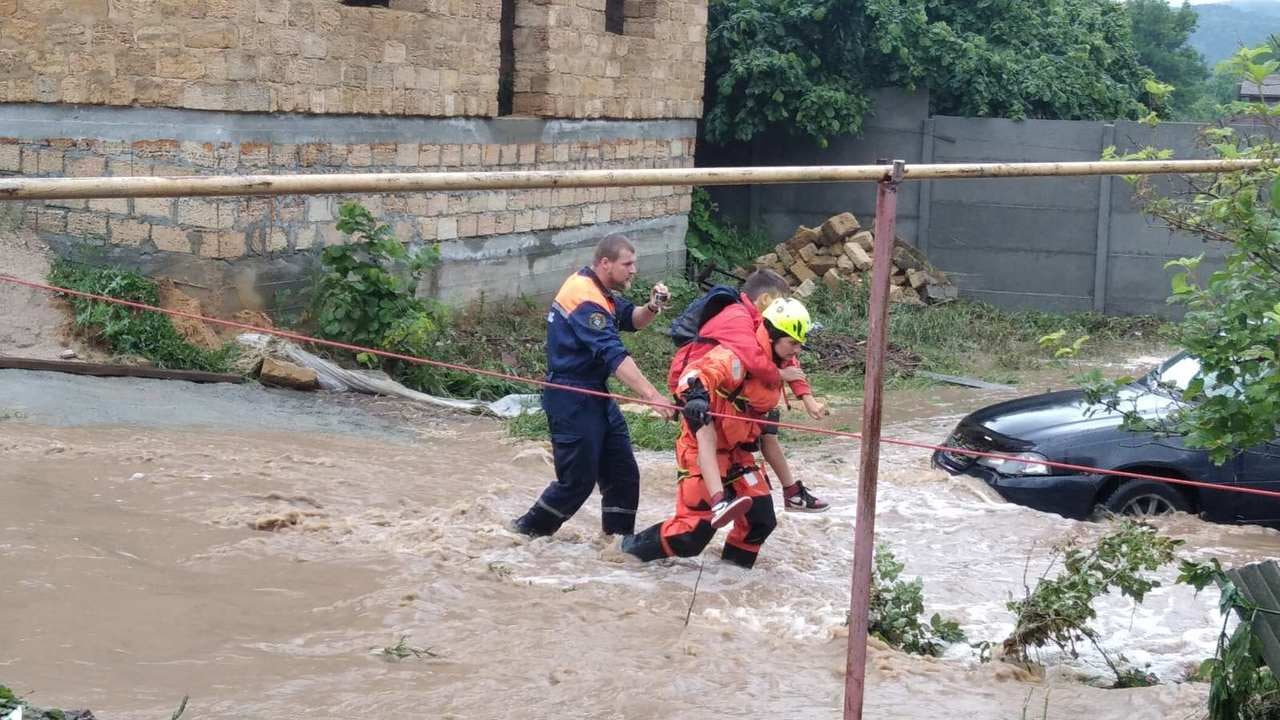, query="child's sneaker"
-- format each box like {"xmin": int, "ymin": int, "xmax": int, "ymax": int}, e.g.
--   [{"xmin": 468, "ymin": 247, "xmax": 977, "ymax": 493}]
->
[
  {"xmin": 710, "ymin": 495, "xmax": 753, "ymax": 528},
  {"xmin": 784, "ymin": 481, "xmax": 830, "ymax": 513}
]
